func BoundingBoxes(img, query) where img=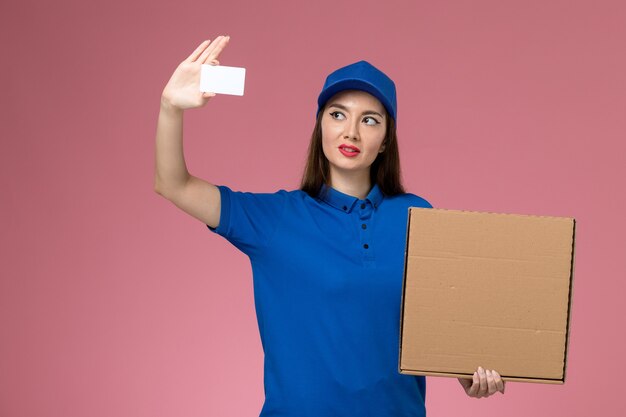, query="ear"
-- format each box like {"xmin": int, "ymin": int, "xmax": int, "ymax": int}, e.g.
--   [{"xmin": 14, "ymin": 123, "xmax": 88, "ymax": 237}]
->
[{"xmin": 378, "ymin": 142, "xmax": 386, "ymax": 153}]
